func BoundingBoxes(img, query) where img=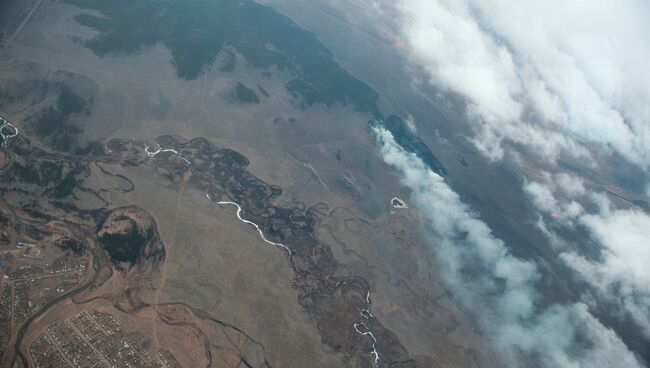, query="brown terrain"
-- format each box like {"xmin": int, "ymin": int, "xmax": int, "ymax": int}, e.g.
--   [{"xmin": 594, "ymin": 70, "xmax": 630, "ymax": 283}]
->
[
  {"xmin": 0, "ymin": 151, "xmax": 8, "ymax": 170},
  {"xmin": 0, "ymin": 0, "xmax": 498, "ymax": 367}
]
